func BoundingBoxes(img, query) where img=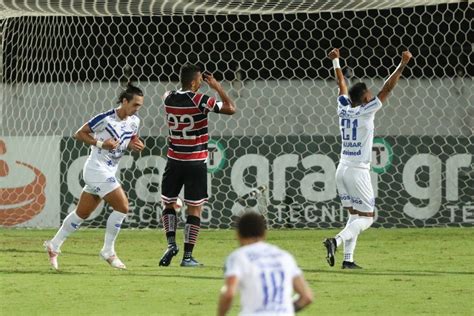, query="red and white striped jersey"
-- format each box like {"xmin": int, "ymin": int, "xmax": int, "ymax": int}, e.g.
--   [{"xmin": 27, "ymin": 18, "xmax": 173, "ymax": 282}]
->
[{"xmin": 164, "ymin": 89, "xmax": 222, "ymax": 164}]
